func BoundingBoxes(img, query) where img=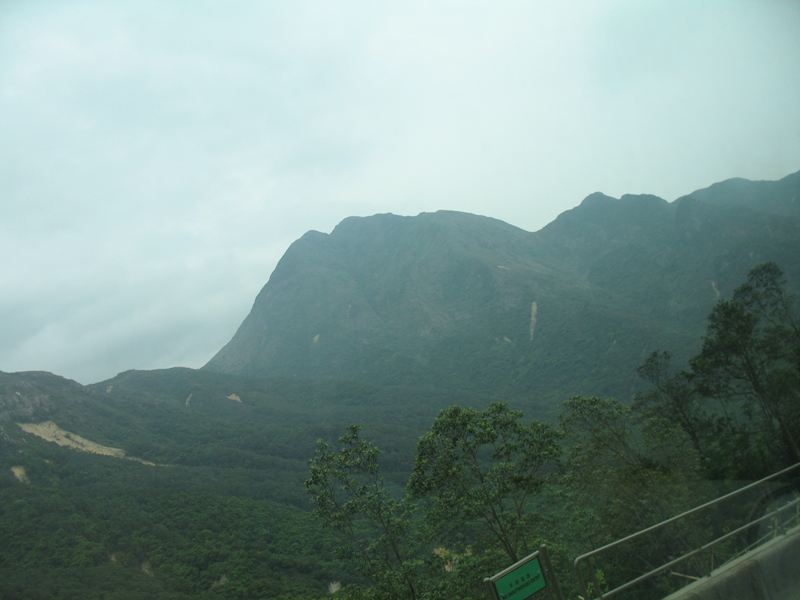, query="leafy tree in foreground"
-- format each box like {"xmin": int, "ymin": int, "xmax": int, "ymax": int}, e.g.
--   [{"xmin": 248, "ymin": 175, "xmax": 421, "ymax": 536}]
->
[
  {"xmin": 637, "ymin": 262, "xmax": 800, "ymax": 479},
  {"xmin": 635, "ymin": 350, "xmax": 707, "ymax": 461},
  {"xmin": 306, "ymin": 403, "xmax": 562, "ymax": 599},
  {"xmin": 408, "ymin": 402, "xmax": 561, "ymax": 564},
  {"xmin": 305, "ymin": 425, "xmax": 422, "ymax": 600},
  {"xmin": 559, "ymin": 395, "xmax": 706, "ymax": 599},
  {"xmin": 560, "ymin": 396, "xmax": 701, "ymax": 546},
  {"xmin": 690, "ymin": 262, "xmax": 800, "ymax": 471}
]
